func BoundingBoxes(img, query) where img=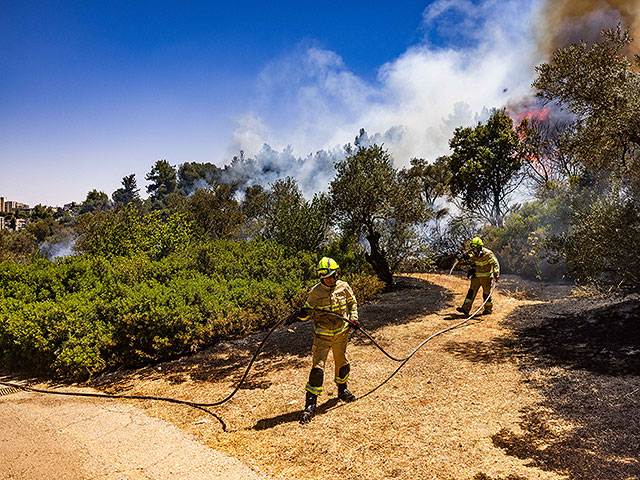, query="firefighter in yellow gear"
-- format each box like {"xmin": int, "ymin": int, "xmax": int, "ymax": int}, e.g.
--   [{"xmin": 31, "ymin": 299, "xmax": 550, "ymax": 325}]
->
[
  {"xmin": 297, "ymin": 257, "xmax": 359, "ymax": 424},
  {"xmin": 456, "ymin": 237, "xmax": 500, "ymax": 316}
]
